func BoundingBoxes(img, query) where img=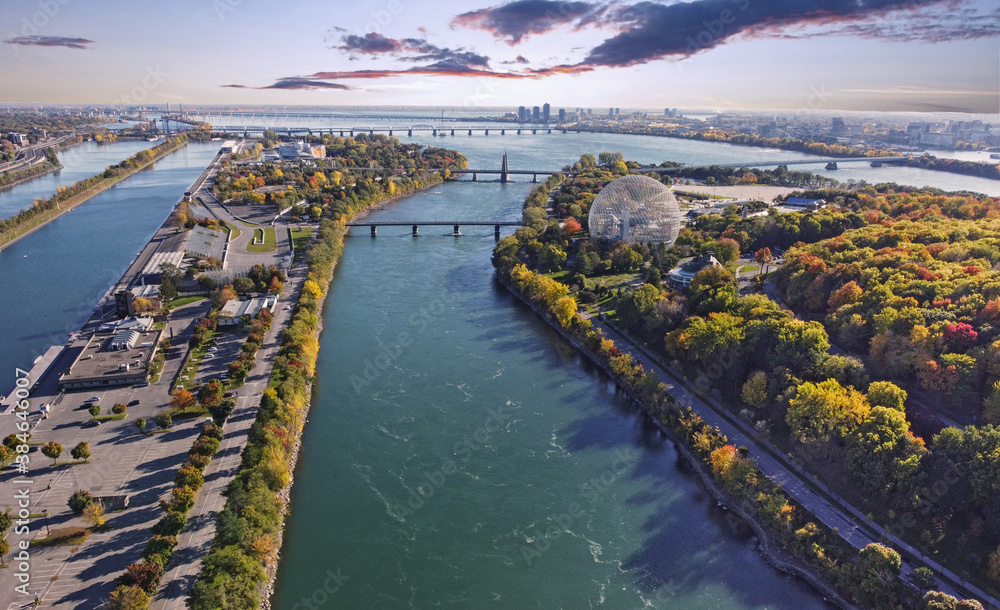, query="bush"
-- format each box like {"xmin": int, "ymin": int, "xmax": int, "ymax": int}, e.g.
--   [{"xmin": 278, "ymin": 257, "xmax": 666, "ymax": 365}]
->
[
  {"xmin": 112, "ymin": 403, "xmax": 127, "ymax": 415},
  {"xmin": 201, "ymin": 422, "xmax": 224, "ymax": 441},
  {"xmin": 141, "ymin": 535, "xmax": 177, "ymax": 563},
  {"xmin": 208, "ymin": 399, "xmax": 235, "ymax": 426},
  {"xmin": 68, "ymin": 490, "xmax": 94, "ymax": 514},
  {"xmin": 115, "ymin": 561, "xmax": 164, "ymax": 594},
  {"xmin": 190, "ymin": 437, "xmax": 220, "ymax": 458},
  {"xmin": 188, "ymin": 453, "xmax": 211, "ymax": 471},
  {"xmin": 135, "ymin": 418, "xmax": 147, "ymax": 430},
  {"xmin": 155, "ymin": 413, "xmax": 172, "ymax": 429},
  {"xmin": 88, "ymin": 403, "xmax": 101, "ymax": 417}
]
